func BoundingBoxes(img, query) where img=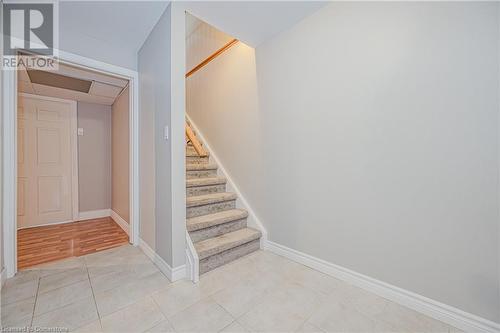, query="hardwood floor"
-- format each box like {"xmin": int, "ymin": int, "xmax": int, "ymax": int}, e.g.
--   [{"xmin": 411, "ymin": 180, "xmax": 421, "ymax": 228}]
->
[{"xmin": 17, "ymin": 217, "xmax": 129, "ymax": 269}]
